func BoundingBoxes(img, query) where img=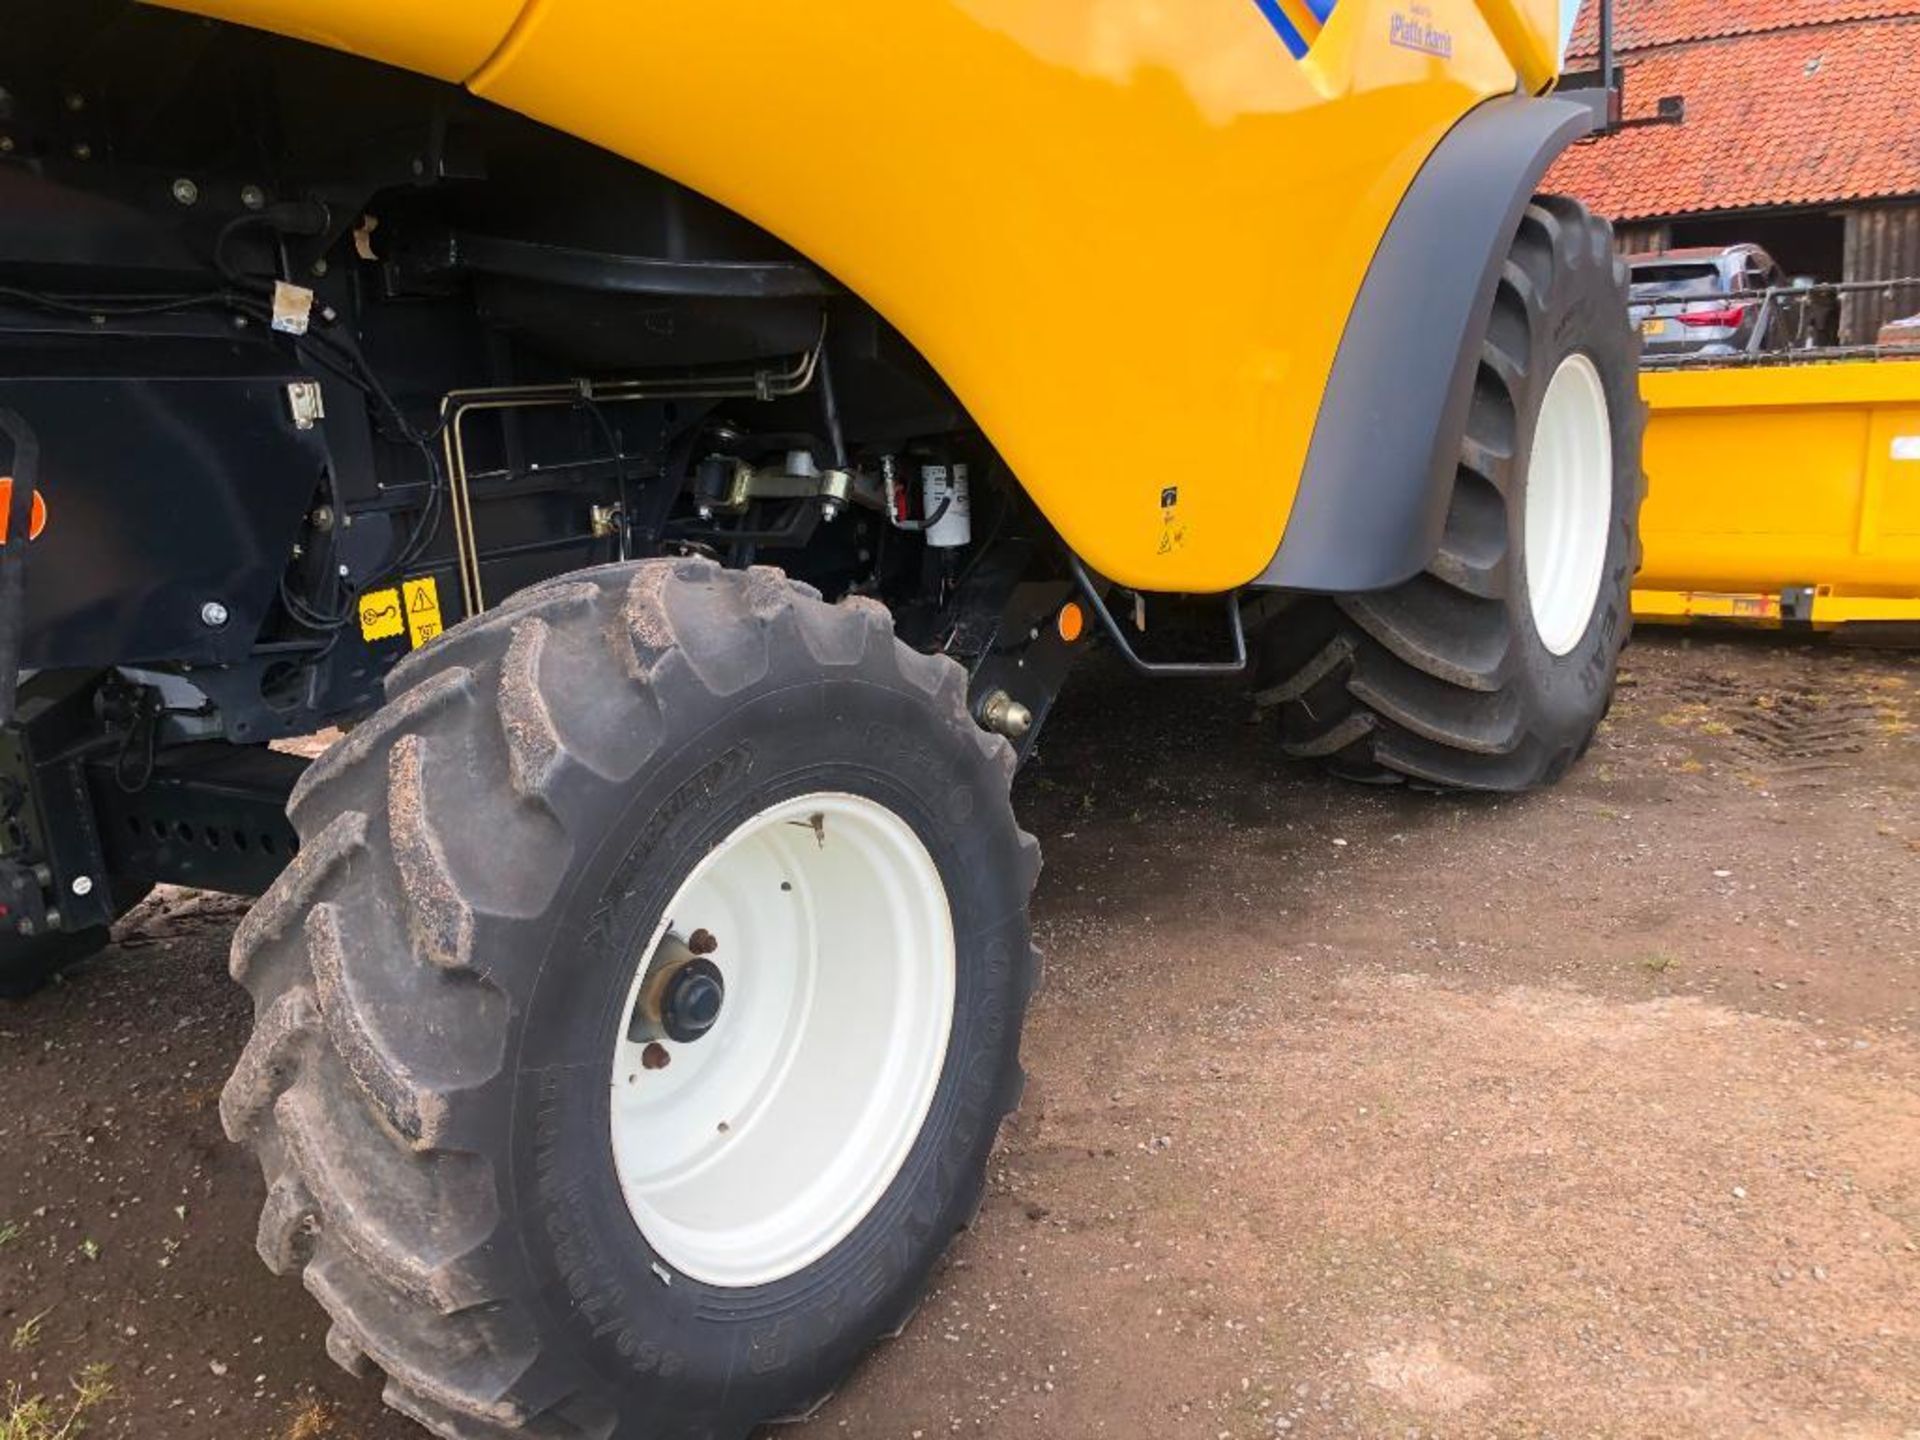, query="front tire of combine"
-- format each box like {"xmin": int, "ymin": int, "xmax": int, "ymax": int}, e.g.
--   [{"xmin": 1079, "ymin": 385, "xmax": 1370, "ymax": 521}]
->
[
  {"xmin": 222, "ymin": 558, "xmax": 1039, "ymax": 1440},
  {"xmin": 1256, "ymin": 195, "xmax": 1645, "ymax": 791}
]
